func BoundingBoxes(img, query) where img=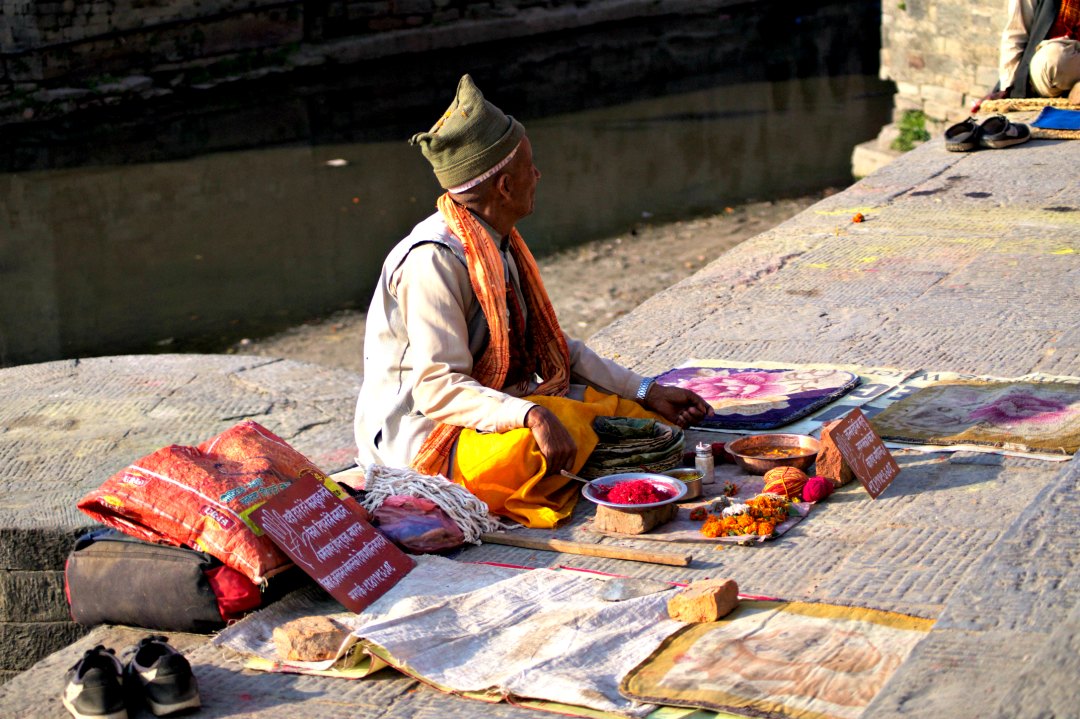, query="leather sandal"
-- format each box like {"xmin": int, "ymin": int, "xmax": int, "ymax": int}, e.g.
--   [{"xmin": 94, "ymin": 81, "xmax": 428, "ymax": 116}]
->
[
  {"xmin": 944, "ymin": 117, "xmax": 982, "ymax": 152},
  {"xmin": 979, "ymin": 114, "xmax": 1031, "ymax": 149}
]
